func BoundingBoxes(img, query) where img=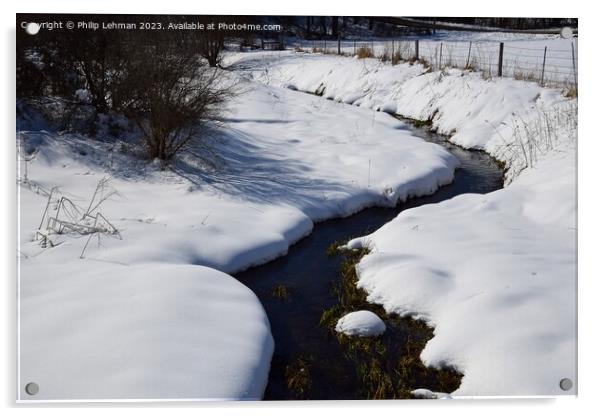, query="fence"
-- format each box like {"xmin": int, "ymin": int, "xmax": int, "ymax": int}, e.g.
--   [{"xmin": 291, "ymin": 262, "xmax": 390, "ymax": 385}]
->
[{"xmin": 287, "ymin": 38, "xmax": 578, "ymax": 91}]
